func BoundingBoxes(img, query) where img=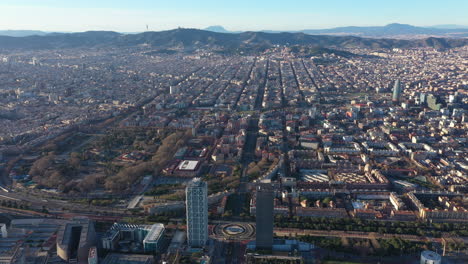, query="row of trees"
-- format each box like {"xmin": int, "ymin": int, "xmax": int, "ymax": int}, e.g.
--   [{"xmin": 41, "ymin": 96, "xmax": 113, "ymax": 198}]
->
[
  {"xmin": 0, "ymin": 200, "xmax": 31, "ymax": 210},
  {"xmin": 378, "ymin": 238, "xmax": 432, "ymax": 256},
  {"xmin": 29, "ymin": 152, "xmax": 82, "ymax": 192},
  {"xmin": 274, "ymin": 216, "xmax": 468, "ymax": 237},
  {"xmin": 96, "ymin": 128, "xmax": 169, "ymax": 153},
  {"xmin": 205, "ymin": 173, "xmax": 240, "ymax": 194},
  {"xmin": 246, "ymin": 157, "xmax": 280, "ymax": 181},
  {"xmin": 27, "ymin": 129, "xmax": 191, "ymax": 193},
  {"xmin": 103, "ymin": 160, "xmax": 152, "ymax": 191},
  {"xmin": 104, "ymin": 130, "xmax": 191, "ymax": 192},
  {"xmin": 145, "ymin": 184, "xmax": 182, "ymax": 196},
  {"xmin": 298, "ymin": 235, "xmax": 432, "ymax": 257}
]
